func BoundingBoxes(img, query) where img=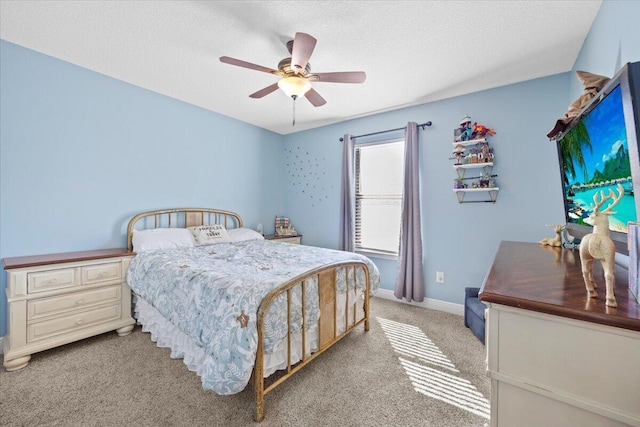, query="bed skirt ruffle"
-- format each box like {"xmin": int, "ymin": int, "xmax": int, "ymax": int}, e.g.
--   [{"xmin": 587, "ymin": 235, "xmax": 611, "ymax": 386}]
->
[{"xmin": 134, "ymin": 289, "xmax": 364, "ymax": 392}]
